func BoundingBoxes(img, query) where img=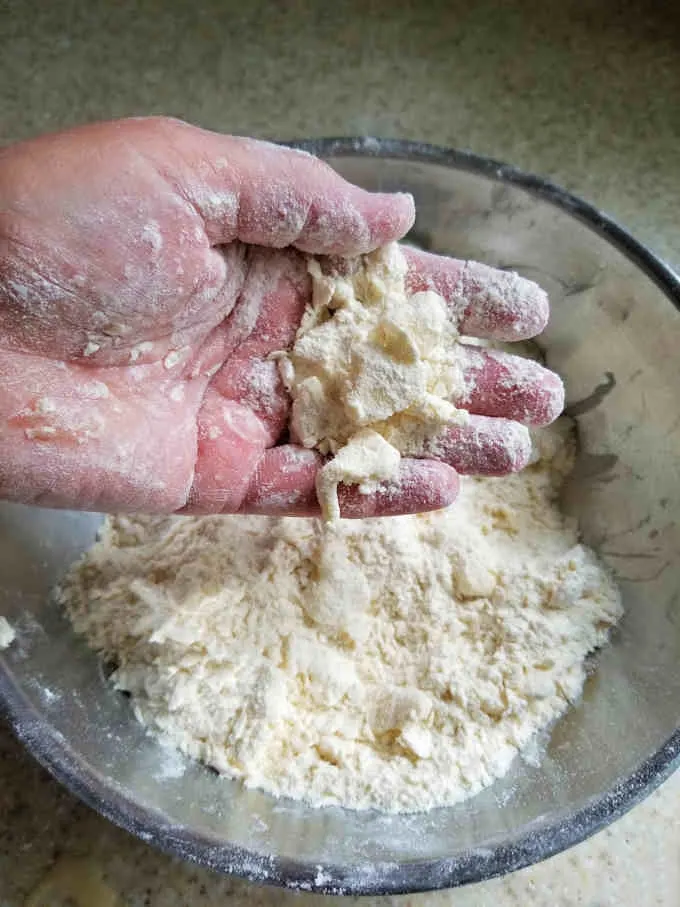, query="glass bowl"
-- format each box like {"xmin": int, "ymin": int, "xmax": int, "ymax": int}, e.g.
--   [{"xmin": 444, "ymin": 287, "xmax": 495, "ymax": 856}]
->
[{"xmin": 1, "ymin": 139, "xmax": 679, "ymax": 896}]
